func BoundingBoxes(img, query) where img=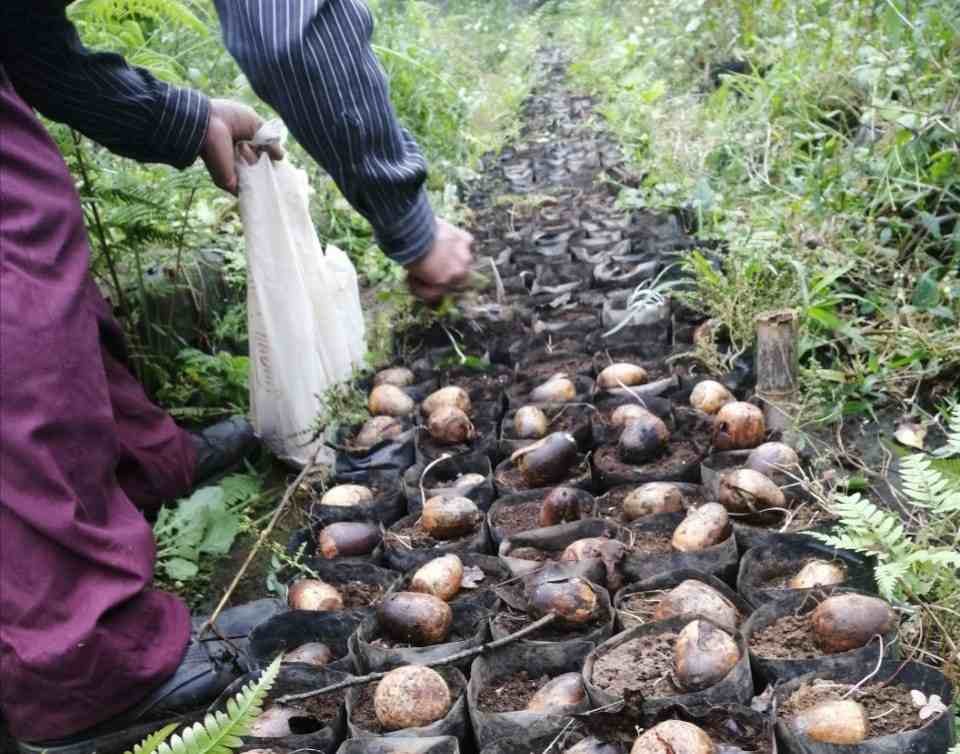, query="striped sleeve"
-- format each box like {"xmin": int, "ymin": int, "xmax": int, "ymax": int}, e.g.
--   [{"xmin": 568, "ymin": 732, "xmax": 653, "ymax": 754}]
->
[
  {"xmin": 212, "ymin": 0, "xmax": 437, "ymax": 265},
  {"xmin": 2, "ymin": 4, "xmax": 210, "ymax": 170}
]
